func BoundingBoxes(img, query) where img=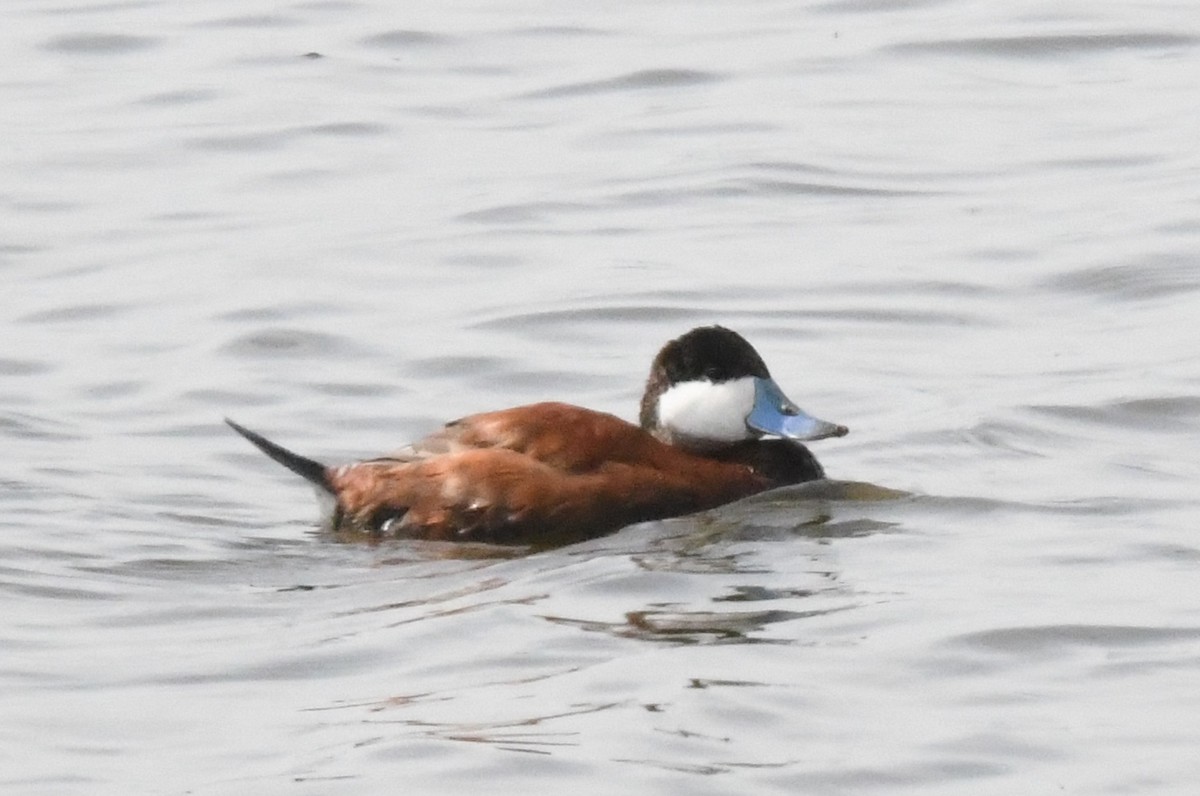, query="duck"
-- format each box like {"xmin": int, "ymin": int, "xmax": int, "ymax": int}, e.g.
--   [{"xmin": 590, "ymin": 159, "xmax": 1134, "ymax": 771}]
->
[{"xmin": 226, "ymin": 325, "xmax": 847, "ymax": 547}]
